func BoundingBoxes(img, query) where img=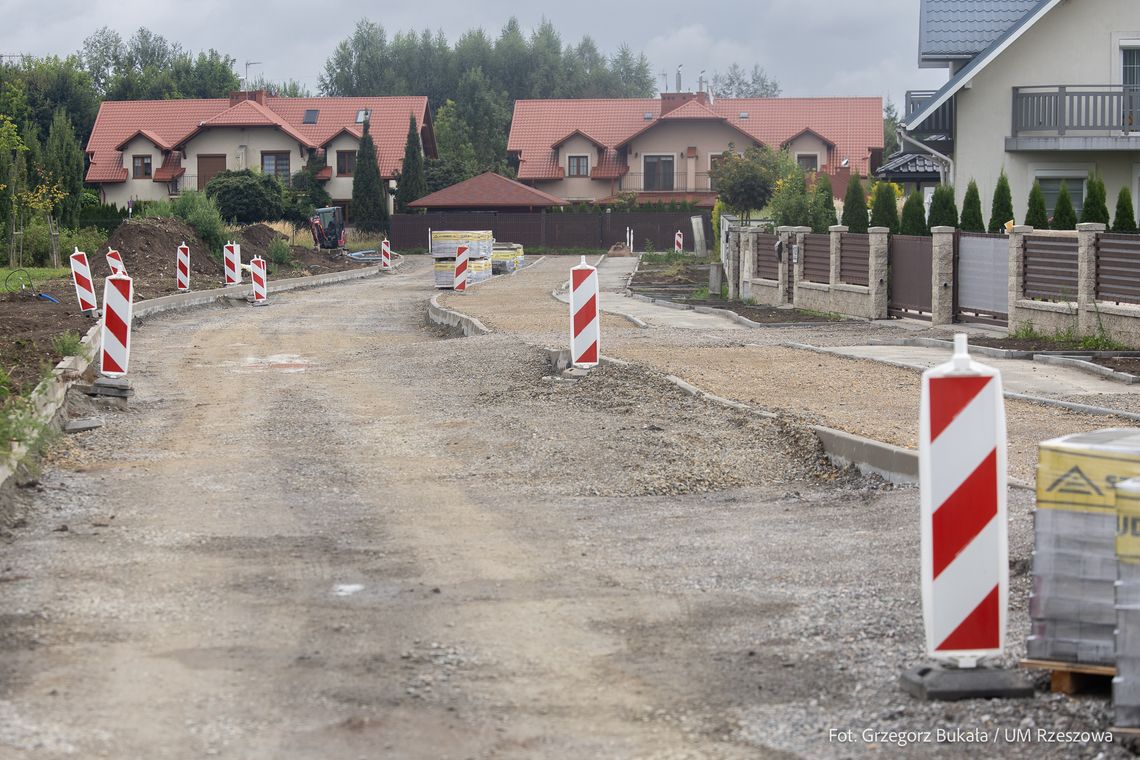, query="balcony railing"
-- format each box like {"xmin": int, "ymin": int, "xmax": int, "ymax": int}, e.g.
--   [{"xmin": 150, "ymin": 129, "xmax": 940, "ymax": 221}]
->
[
  {"xmin": 905, "ymin": 89, "xmax": 955, "ymax": 138},
  {"xmin": 619, "ymin": 172, "xmax": 714, "ymax": 193},
  {"xmin": 1012, "ymin": 85, "xmax": 1140, "ymax": 136}
]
